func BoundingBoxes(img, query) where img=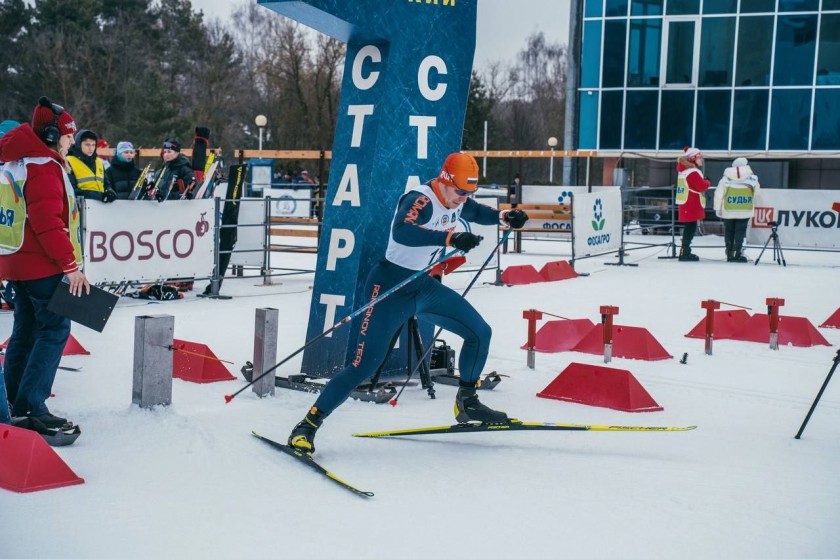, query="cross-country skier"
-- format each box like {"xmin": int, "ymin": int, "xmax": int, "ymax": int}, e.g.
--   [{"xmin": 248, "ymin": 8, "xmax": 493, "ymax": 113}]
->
[{"xmin": 287, "ymin": 152, "xmax": 529, "ymax": 454}]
